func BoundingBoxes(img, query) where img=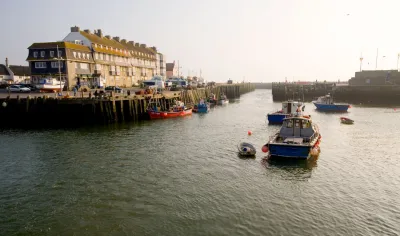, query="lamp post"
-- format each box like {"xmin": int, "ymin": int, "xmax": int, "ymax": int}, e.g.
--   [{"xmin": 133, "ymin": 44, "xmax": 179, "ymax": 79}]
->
[
  {"xmin": 359, "ymin": 55, "xmax": 363, "ymax": 72},
  {"xmin": 53, "ymin": 45, "xmax": 63, "ymax": 96}
]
